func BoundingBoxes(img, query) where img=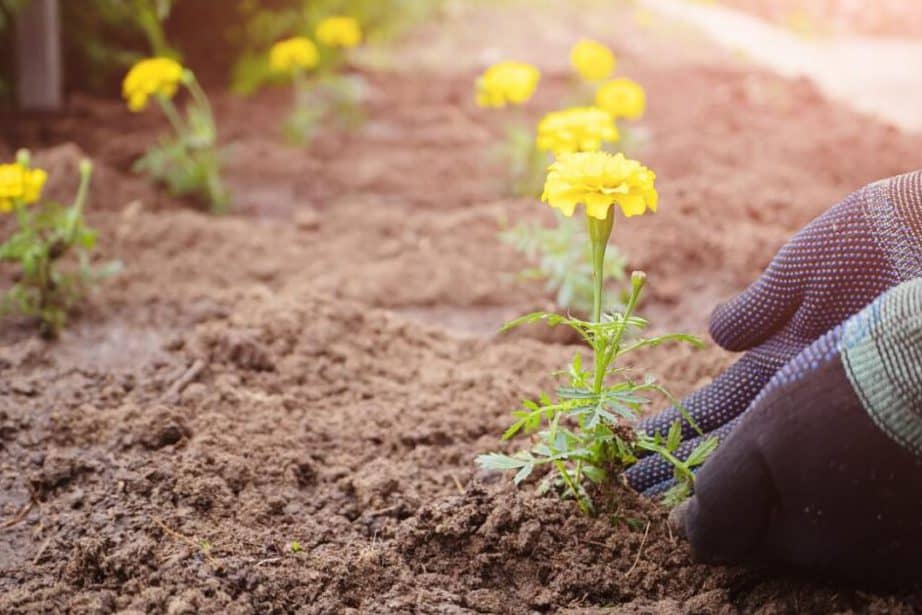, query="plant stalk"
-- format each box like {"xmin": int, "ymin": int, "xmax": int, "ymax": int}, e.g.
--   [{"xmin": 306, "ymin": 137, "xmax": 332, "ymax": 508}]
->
[
  {"xmin": 587, "ymin": 209, "xmax": 615, "ymax": 393},
  {"xmin": 157, "ymin": 95, "xmax": 188, "ymax": 140},
  {"xmin": 184, "ymin": 72, "xmax": 217, "ymax": 139},
  {"xmin": 67, "ymin": 161, "xmax": 93, "ymax": 242},
  {"xmin": 554, "ymin": 459, "xmax": 590, "ymax": 515},
  {"xmin": 587, "ymin": 210, "xmax": 614, "ymax": 324}
]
